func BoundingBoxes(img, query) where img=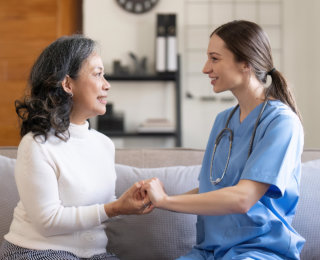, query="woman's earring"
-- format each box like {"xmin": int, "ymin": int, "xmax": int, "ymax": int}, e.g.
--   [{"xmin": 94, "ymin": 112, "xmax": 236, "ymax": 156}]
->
[{"xmin": 69, "ymin": 93, "xmax": 73, "ymax": 98}]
